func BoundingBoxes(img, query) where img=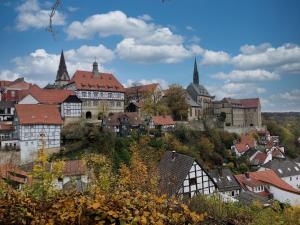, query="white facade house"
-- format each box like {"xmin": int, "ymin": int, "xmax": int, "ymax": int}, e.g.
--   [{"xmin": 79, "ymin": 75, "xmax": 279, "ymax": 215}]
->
[
  {"xmin": 158, "ymin": 151, "xmax": 217, "ymax": 199},
  {"xmin": 60, "ymin": 95, "xmax": 82, "ymax": 118},
  {"xmin": 235, "ymin": 170, "xmax": 300, "ymax": 206},
  {"xmin": 15, "ymin": 104, "xmax": 63, "ymax": 162}
]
